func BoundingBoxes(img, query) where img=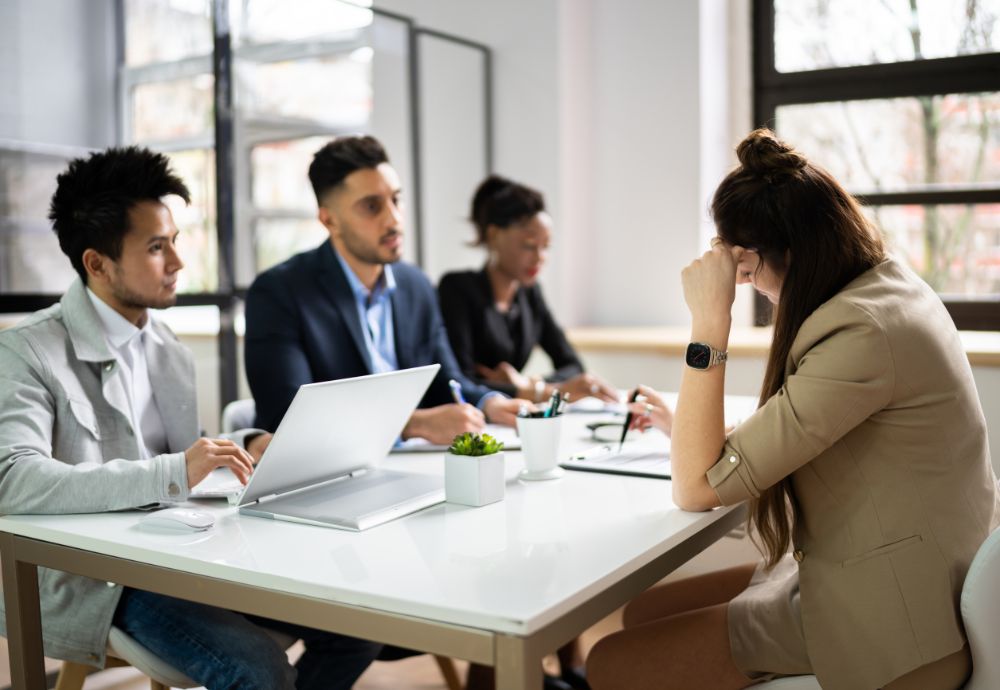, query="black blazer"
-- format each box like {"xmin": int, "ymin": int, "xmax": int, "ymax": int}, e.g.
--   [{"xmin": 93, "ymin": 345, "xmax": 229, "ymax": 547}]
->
[
  {"xmin": 437, "ymin": 269, "xmax": 584, "ymax": 397},
  {"xmin": 245, "ymin": 242, "xmax": 495, "ymax": 432}
]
